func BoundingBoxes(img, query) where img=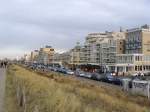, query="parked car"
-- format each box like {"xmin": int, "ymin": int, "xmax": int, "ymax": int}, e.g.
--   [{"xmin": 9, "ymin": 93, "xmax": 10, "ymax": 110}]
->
[
  {"xmin": 143, "ymin": 71, "xmax": 150, "ymax": 76},
  {"xmin": 56, "ymin": 68, "xmax": 68, "ymax": 74},
  {"xmin": 100, "ymin": 73, "xmax": 122, "ymax": 85},
  {"xmin": 66, "ymin": 69, "xmax": 74, "ymax": 75},
  {"xmin": 75, "ymin": 70, "xmax": 86, "ymax": 77},
  {"xmin": 83, "ymin": 72, "xmax": 92, "ymax": 79},
  {"xmin": 91, "ymin": 73, "xmax": 104, "ymax": 81},
  {"xmin": 132, "ymin": 73, "xmax": 138, "ymax": 76}
]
